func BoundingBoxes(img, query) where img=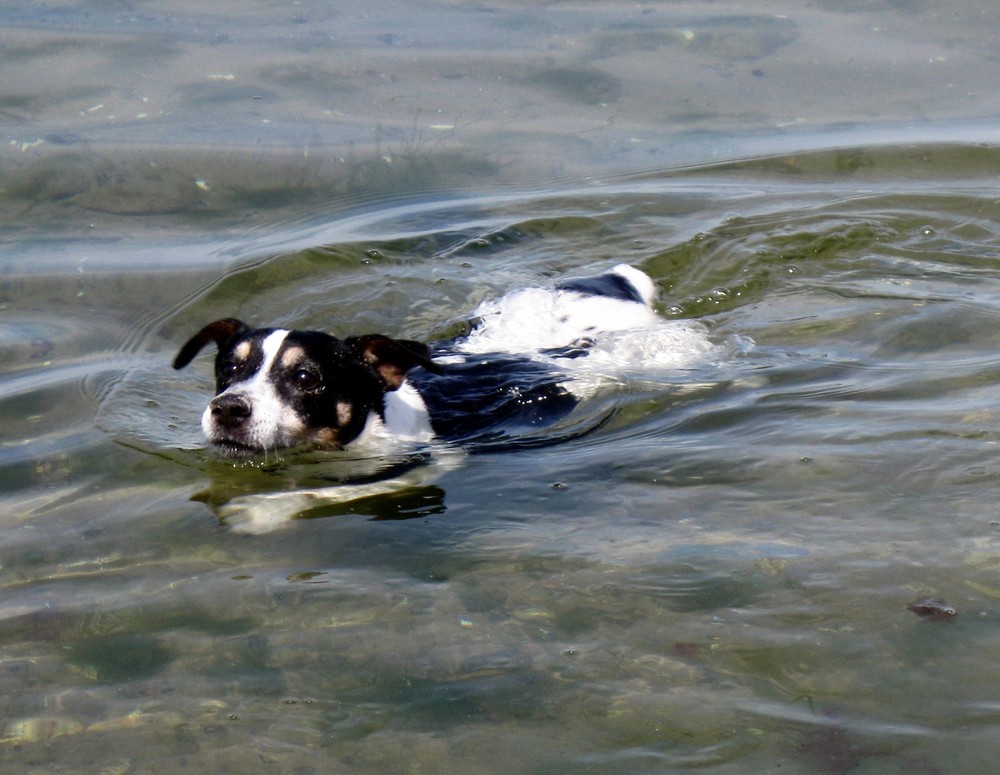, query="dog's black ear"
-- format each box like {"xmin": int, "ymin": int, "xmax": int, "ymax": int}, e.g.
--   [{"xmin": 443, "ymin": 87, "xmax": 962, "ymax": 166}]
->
[
  {"xmin": 347, "ymin": 334, "xmax": 443, "ymax": 390},
  {"xmin": 173, "ymin": 318, "xmax": 249, "ymax": 370}
]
